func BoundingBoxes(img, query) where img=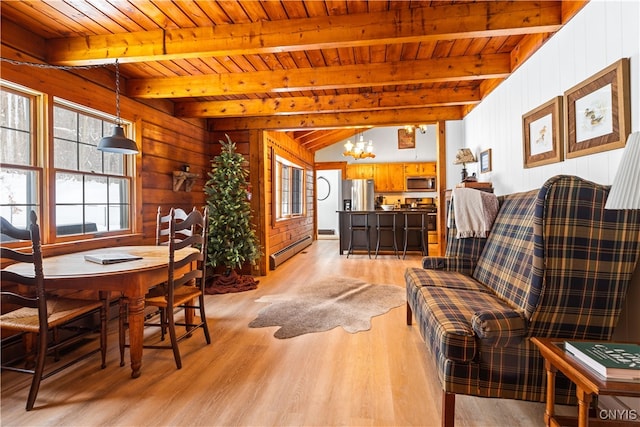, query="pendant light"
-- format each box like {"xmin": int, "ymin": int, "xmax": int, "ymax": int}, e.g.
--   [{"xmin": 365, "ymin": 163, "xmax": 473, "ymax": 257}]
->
[
  {"xmin": 343, "ymin": 131, "xmax": 375, "ymax": 160},
  {"xmin": 98, "ymin": 59, "xmax": 139, "ymax": 154}
]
